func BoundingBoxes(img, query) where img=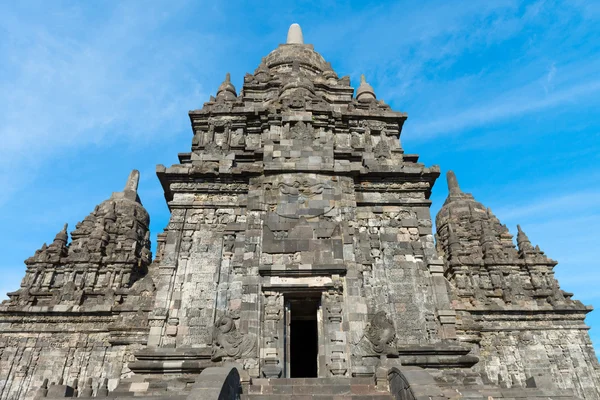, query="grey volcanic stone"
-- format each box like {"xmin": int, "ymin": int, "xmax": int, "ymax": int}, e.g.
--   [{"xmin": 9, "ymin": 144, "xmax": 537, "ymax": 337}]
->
[{"xmin": 1, "ymin": 23, "xmax": 598, "ymax": 400}]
